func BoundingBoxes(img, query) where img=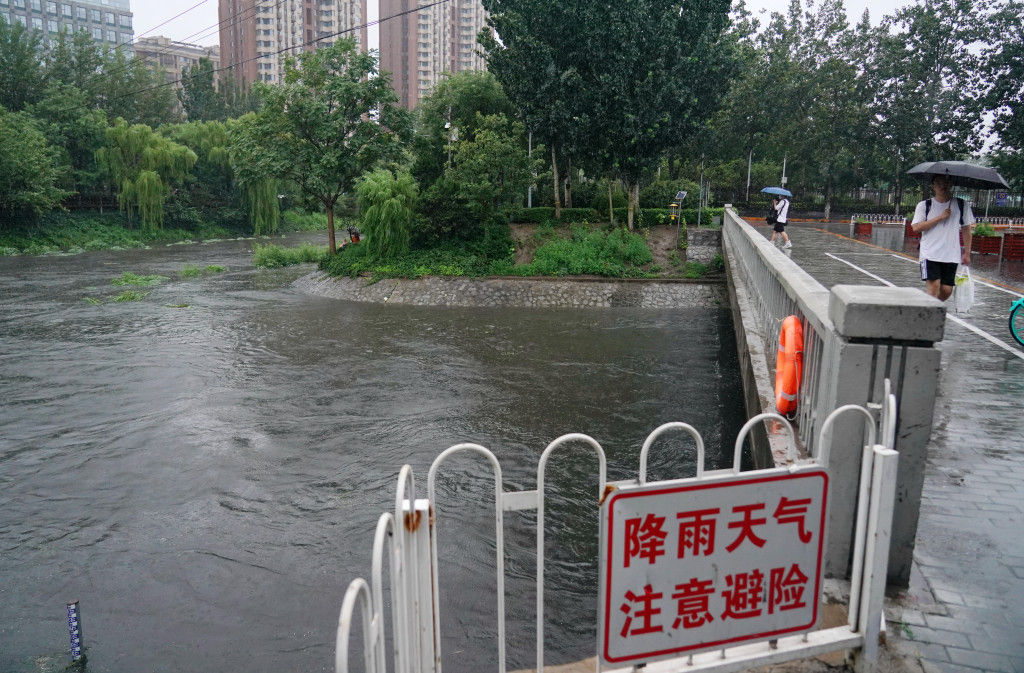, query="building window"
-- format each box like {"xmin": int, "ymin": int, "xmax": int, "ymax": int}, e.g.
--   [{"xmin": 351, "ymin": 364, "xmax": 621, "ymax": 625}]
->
[
  {"xmin": 106, "ymin": 29, "xmax": 114, "ymax": 41},
  {"xmin": 14, "ymin": 0, "xmax": 25, "ymax": 8},
  {"xmin": 31, "ymin": 16, "xmax": 42, "ymax": 29},
  {"xmin": 90, "ymin": 9, "xmax": 99, "ymax": 21},
  {"xmin": 75, "ymin": 6, "xmax": 84, "ymax": 18},
  {"xmin": 92, "ymin": 26, "xmax": 101, "ymax": 39},
  {"xmin": 62, "ymin": 3, "xmax": 70, "ymax": 14},
  {"xmin": 104, "ymin": 11, "xmax": 113, "ymax": 24},
  {"xmin": 31, "ymin": 0, "xmax": 40, "ymax": 10},
  {"xmin": 119, "ymin": 13, "xmax": 129, "ymax": 27},
  {"xmin": 46, "ymin": 1, "xmax": 55, "ymax": 12},
  {"xmin": 14, "ymin": 12, "xmax": 25, "ymax": 24}
]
